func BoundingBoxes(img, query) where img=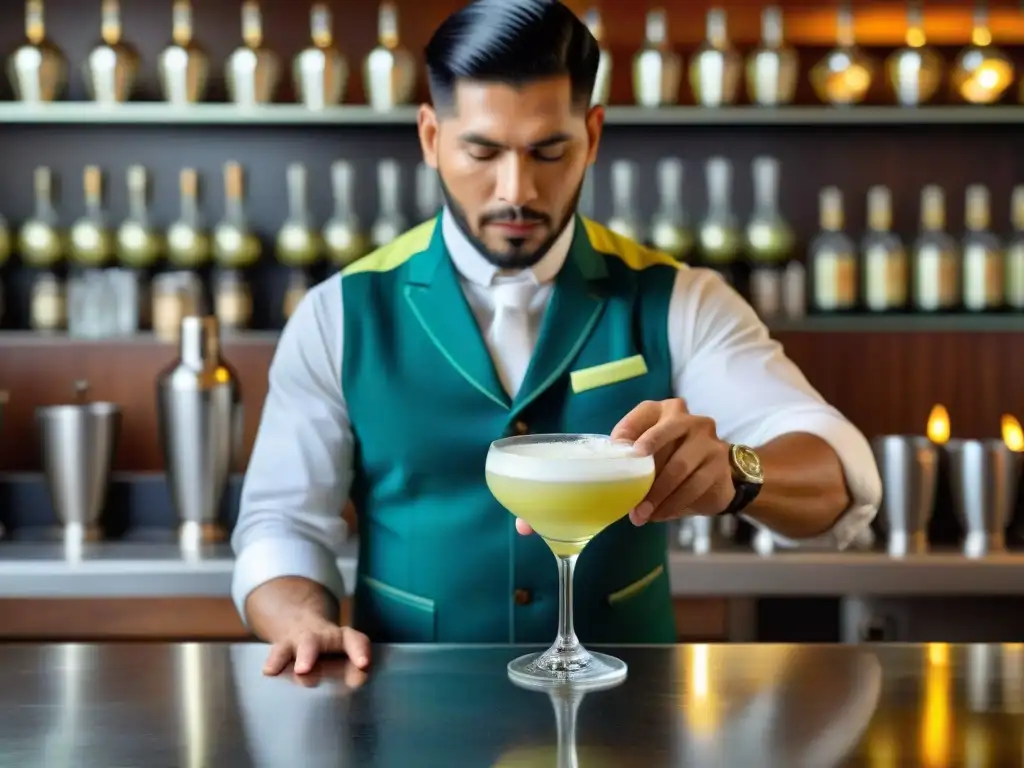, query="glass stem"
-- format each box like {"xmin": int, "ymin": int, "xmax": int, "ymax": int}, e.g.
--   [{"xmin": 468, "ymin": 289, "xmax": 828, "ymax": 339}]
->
[{"xmin": 554, "ymin": 554, "xmax": 580, "ymax": 654}]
